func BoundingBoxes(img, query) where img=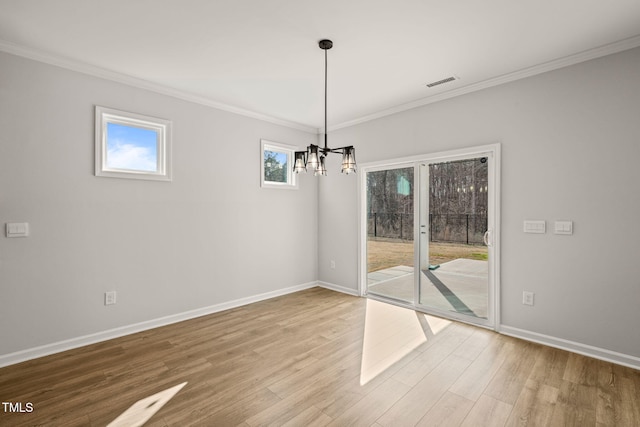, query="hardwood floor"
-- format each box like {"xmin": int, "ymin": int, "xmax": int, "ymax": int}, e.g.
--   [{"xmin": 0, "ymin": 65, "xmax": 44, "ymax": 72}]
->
[{"xmin": 1, "ymin": 287, "xmax": 639, "ymax": 426}]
